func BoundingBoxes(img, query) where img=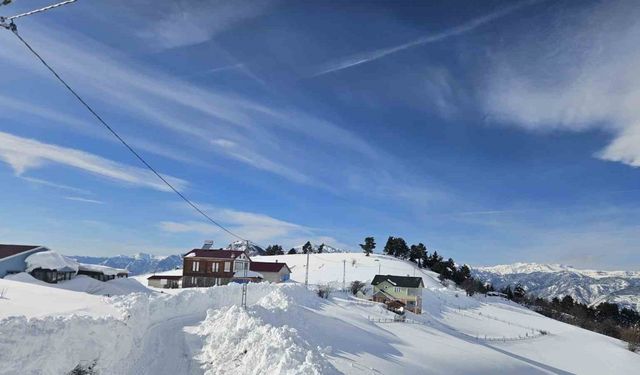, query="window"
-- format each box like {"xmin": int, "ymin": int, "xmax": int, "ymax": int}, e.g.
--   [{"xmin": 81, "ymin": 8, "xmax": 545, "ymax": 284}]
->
[
  {"xmin": 224, "ymin": 262, "xmax": 230, "ymax": 272},
  {"xmin": 212, "ymin": 263, "xmax": 219, "ymax": 272},
  {"xmin": 192, "ymin": 261, "xmax": 200, "ymax": 272},
  {"xmin": 394, "ymin": 287, "xmax": 402, "ymax": 293}
]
